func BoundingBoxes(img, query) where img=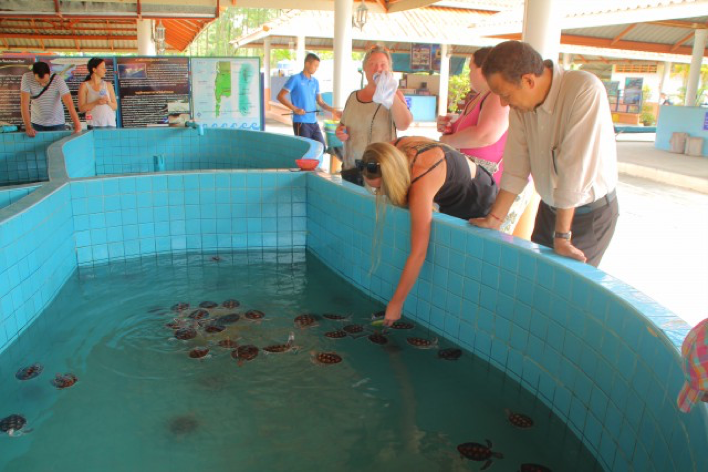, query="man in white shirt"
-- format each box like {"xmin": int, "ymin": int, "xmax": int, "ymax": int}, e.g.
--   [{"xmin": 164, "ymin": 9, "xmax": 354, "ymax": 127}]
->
[
  {"xmin": 20, "ymin": 62, "xmax": 81, "ymax": 138},
  {"xmin": 470, "ymin": 41, "xmax": 618, "ymax": 267}
]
